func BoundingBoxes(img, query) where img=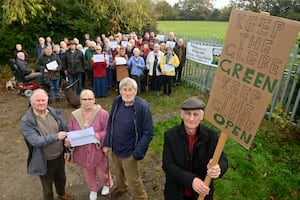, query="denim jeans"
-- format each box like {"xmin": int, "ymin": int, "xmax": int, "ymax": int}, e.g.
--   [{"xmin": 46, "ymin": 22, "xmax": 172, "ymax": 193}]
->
[
  {"xmin": 68, "ymin": 72, "xmax": 82, "ymax": 95},
  {"xmin": 48, "ymin": 79, "xmax": 60, "ymax": 101}
]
